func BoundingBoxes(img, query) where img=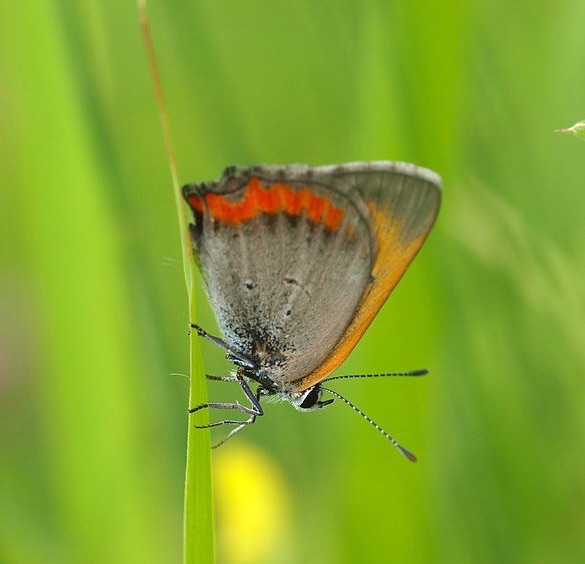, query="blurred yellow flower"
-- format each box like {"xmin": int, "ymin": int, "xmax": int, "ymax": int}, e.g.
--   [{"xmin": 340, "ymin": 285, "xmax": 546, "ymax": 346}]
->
[{"xmin": 214, "ymin": 442, "xmax": 294, "ymax": 564}]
